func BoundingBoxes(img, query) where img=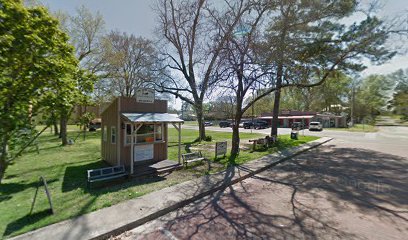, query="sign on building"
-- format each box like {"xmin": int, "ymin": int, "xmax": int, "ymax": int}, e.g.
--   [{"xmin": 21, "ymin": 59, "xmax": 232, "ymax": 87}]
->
[
  {"xmin": 136, "ymin": 88, "xmax": 155, "ymax": 103},
  {"xmin": 215, "ymin": 141, "xmax": 227, "ymax": 158},
  {"xmin": 134, "ymin": 144, "xmax": 154, "ymax": 161}
]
